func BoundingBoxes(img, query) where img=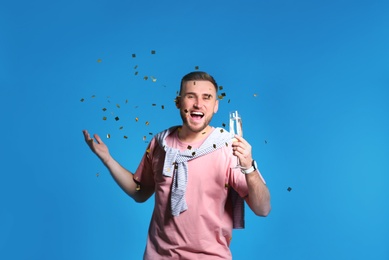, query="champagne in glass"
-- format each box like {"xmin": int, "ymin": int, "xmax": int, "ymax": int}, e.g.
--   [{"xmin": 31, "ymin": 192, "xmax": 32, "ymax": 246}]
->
[{"xmin": 229, "ymin": 111, "xmax": 243, "ymax": 168}]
